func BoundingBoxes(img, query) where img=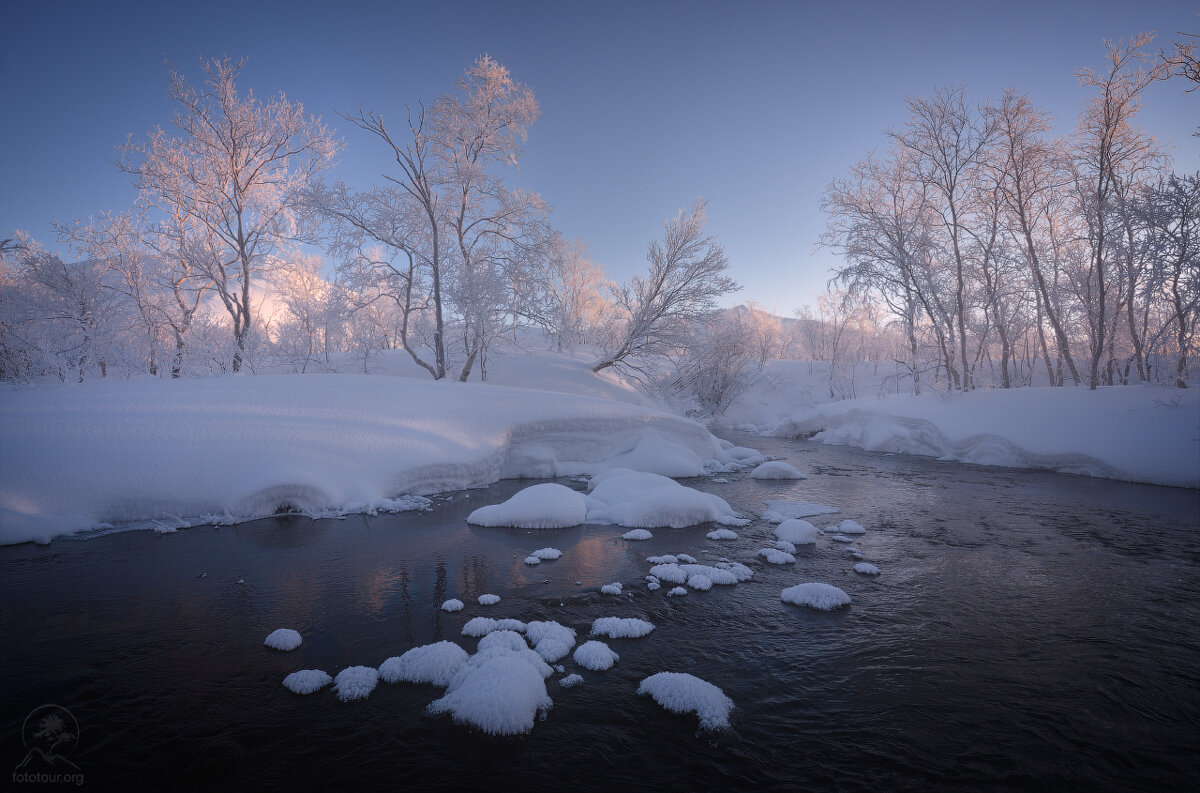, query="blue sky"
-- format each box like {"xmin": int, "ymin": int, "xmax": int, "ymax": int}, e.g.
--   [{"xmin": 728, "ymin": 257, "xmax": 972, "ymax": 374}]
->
[{"xmin": 3, "ymin": 0, "xmax": 1196, "ymax": 310}]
